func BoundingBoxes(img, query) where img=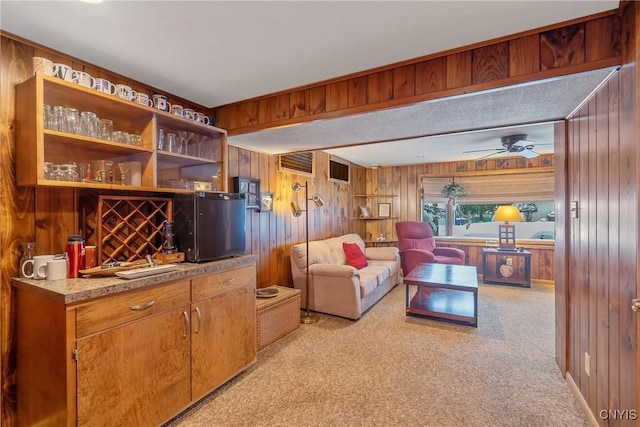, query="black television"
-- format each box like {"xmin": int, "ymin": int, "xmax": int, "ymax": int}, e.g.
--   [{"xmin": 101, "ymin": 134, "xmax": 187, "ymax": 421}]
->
[{"xmin": 172, "ymin": 192, "xmax": 247, "ymax": 262}]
